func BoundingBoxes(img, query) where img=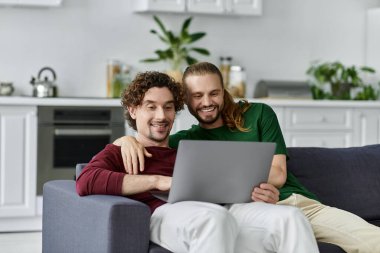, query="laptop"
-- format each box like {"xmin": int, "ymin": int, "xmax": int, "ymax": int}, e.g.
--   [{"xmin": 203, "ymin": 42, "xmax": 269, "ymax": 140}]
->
[{"xmin": 152, "ymin": 140, "xmax": 276, "ymax": 204}]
